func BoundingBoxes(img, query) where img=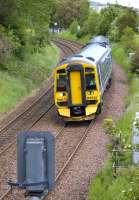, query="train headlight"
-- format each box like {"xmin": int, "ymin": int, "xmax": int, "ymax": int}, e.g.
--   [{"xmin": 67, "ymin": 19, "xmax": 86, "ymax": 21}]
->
[
  {"xmin": 59, "ymin": 93, "xmax": 63, "ymax": 97},
  {"xmin": 57, "ymin": 92, "xmax": 67, "ymax": 102},
  {"xmin": 58, "ymin": 92, "xmax": 66, "ymax": 97}
]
